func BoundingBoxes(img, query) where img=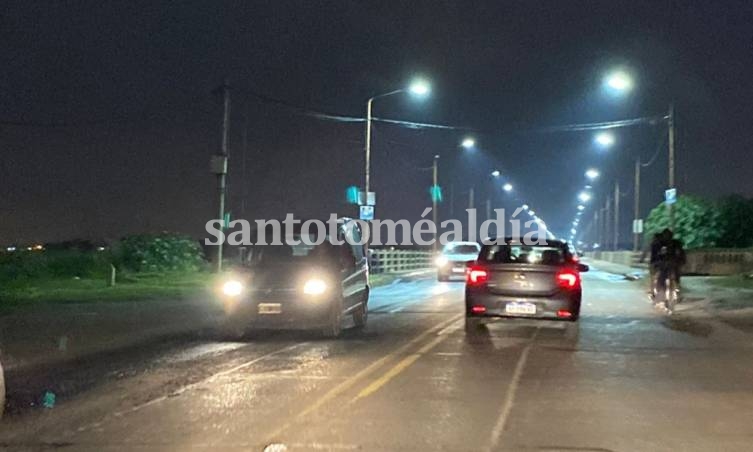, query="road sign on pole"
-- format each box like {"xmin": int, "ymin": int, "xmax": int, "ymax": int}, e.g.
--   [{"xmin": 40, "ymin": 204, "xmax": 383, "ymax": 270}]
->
[
  {"xmin": 632, "ymin": 219, "xmax": 643, "ymax": 234},
  {"xmin": 665, "ymin": 188, "xmax": 677, "ymax": 205},
  {"xmin": 359, "ymin": 205, "xmax": 375, "ymax": 220},
  {"xmin": 359, "ymin": 191, "xmax": 376, "ymax": 206}
]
